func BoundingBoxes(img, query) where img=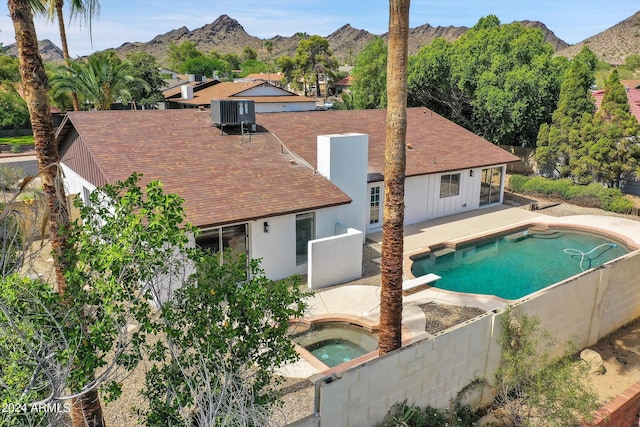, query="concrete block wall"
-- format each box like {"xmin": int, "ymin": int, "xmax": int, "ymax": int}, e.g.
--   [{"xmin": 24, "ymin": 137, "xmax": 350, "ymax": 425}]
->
[
  {"xmin": 317, "ymin": 313, "xmax": 498, "ymax": 426},
  {"xmin": 309, "ymin": 252, "xmax": 640, "ymax": 427},
  {"xmin": 596, "ymin": 254, "xmax": 640, "ymax": 336}
]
